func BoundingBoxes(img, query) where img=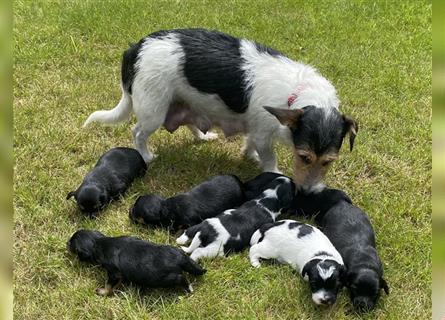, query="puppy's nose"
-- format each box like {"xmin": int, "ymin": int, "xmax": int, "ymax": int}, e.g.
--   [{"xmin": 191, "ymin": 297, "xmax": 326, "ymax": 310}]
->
[{"xmin": 320, "ymin": 294, "xmax": 336, "ymax": 305}]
